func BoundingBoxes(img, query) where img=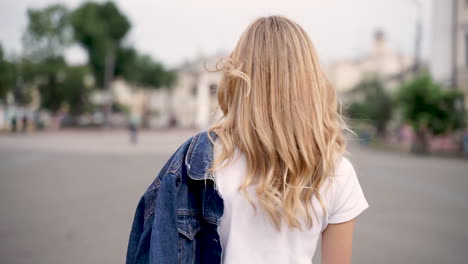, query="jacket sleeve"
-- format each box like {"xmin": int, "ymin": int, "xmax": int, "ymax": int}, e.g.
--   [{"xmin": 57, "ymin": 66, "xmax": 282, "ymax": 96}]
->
[
  {"xmin": 126, "ymin": 196, "xmax": 147, "ymax": 264},
  {"xmin": 150, "ymin": 172, "xmax": 179, "ymax": 263},
  {"xmin": 125, "ymin": 152, "xmax": 177, "ymax": 264},
  {"xmin": 126, "ymin": 136, "xmax": 194, "ymax": 264}
]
